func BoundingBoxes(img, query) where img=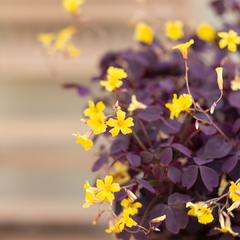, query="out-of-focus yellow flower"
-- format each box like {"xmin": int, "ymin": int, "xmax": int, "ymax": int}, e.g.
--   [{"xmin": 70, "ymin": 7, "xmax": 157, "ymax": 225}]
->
[
  {"xmin": 229, "ymin": 181, "xmax": 240, "ymax": 202},
  {"xmin": 165, "ymin": 94, "xmax": 192, "ymax": 120},
  {"xmin": 133, "ymin": 21, "xmax": 154, "ymax": 45},
  {"xmin": 65, "ymin": 42, "xmax": 81, "ymax": 57},
  {"xmin": 109, "ymin": 162, "xmax": 131, "ymax": 184},
  {"xmin": 231, "ymin": 75, "xmax": 240, "ymax": 91},
  {"xmin": 95, "ymin": 175, "xmax": 120, "ymax": 204},
  {"xmin": 227, "ymin": 200, "xmax": 240, "ymax": 212},
  {"xmin": 218, "ymin": 29, "xmax": 240, "ymax": 52},
  {"xmin": 87, "ymin": 114, "xmax": 107, "ymax": 135},
  {"xmin": 62, "ymin": 0, "xmax": 84, "ymax": 15},
  {"xmin": 214, "ymin": 213, "xmax": 238, "ymax": 237},
  {"xmin": 216, "ymin": 67, "xmax": 223, "ymax": 91},
  {"xmin": 115, "ymin": 208, "xmax": 137, "ymax": 232},
  {"xmin": 186, "ymin": 201, "xmax": 206, "ymax": 217},
  {"xmin": 84, "ymin": 100, "xmax": 105, "ymax": 117},
  {"xmin": 107, "ymin": 109, "xmax": 134, "ymax": 137},
  {"xmin": 164, "ymin": 20, "xmax": 184, "ymax": 41},
  {"xmin": 128, "ymin": 95, "xmax": 147, "ymax": 114},
  {"xmin": 73, "ymin": 132, "xmax": 93, "ymax": 151},
  {"xmin": 197, "ymin": 22, "xmax": 216, "ymax": 42},
  {"xmin": 100, "ymin": 67, "xmax": 127, "ymax": 92},
  {"xmin": 54, "ymin": 26, "xmax": 78, "ymax": 51},
  {"xmin": 172, "ymin": 39, "xmax": 194, "ymax": 60},
  {"xmin": 105, "ymin": 218, "xmax": 120, "ymax": 233},
  {"xmin": 196, "ymin": 206, "xmax": 214, "ymax": 224},
  {"xmin": 37, "ymin": 33, "xmax": 56, "ymax": 47},
  {"xmin": 121, "ymin": 198, "xmax": 142, "ymax": 215}
]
